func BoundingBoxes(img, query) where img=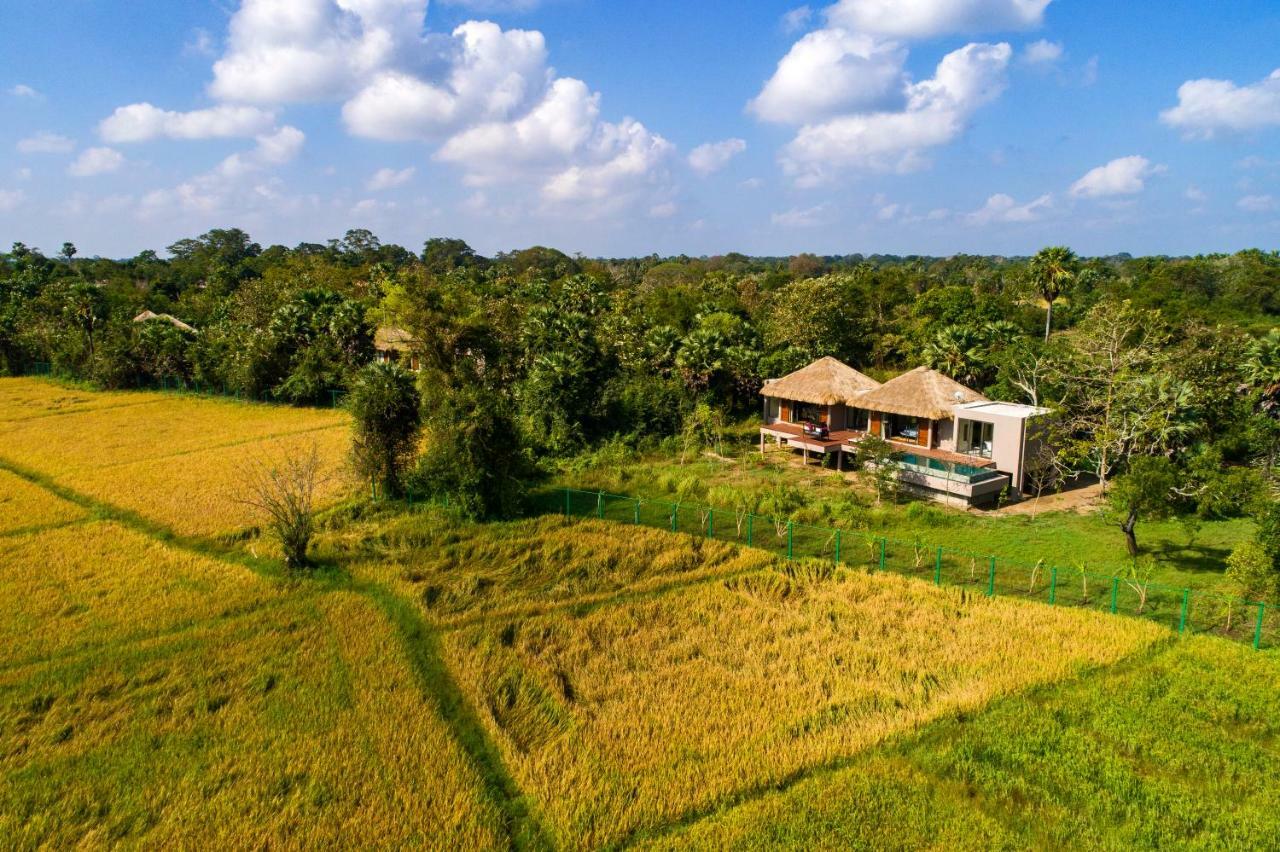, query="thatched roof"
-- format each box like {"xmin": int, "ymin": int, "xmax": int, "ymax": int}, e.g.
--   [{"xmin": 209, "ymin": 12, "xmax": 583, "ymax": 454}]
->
[
  {"xmin": 374, "ymin": 326, "xmax": 417, "ymax": 353},
  {"xmin": 133, "ymin": 310, "xmax": 197, "ymax": 334},
  {"xmin": 857, "ymin": 366, "xmax": 988, "ymax": 420},
  {"xmin": 761, "ymin": 357, "xmax": 881, "ymax": 405}
]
